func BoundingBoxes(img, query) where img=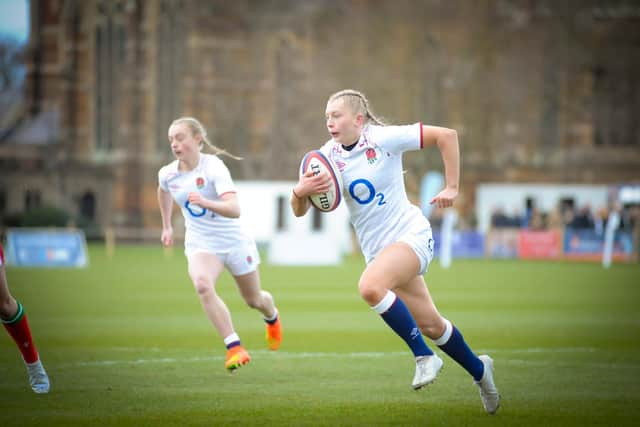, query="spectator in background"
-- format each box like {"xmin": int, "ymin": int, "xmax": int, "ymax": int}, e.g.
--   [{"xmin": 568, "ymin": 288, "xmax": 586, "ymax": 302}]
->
[
  {"xmin": 594, "ymin": 206, "xmax": 609, "ymax": 235},
  {"xmin": 490, "ymin": 207, "xmax": 511, "ymax": 228},
  {"xmin": 562, "ymin": 206, "xmax": 575, "ymax": 228},
  {"xmin": 569, "ymin": 205, "xmax": 595, "ymax": 229},
  {"xmin": 619, "ymin": 206, "xmax": 635, "ymax": 232},
  {"xmin": 547, "ymin": 206, "xmax": 564, "ymax": 230},
  {"xmin": 490, "ymin": 207, "xmax": 523, "ymax": 228},
  {"xmin": 521, "ymin": 199, "xmax": 534, "ymax": 229},
  {"xmin": 528, "ymin": 207, "xmax": 545, "ymax": 230}
]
